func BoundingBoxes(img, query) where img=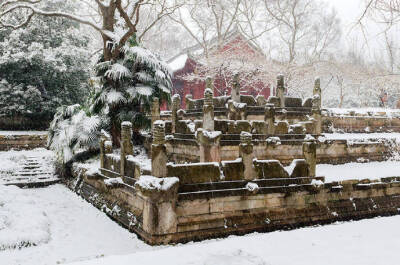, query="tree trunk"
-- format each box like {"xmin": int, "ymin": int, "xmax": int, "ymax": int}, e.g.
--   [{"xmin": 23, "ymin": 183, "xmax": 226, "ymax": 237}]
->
[{"xmin": 111, "ymin": 120, "xmax": 121, "ymax": 148}]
